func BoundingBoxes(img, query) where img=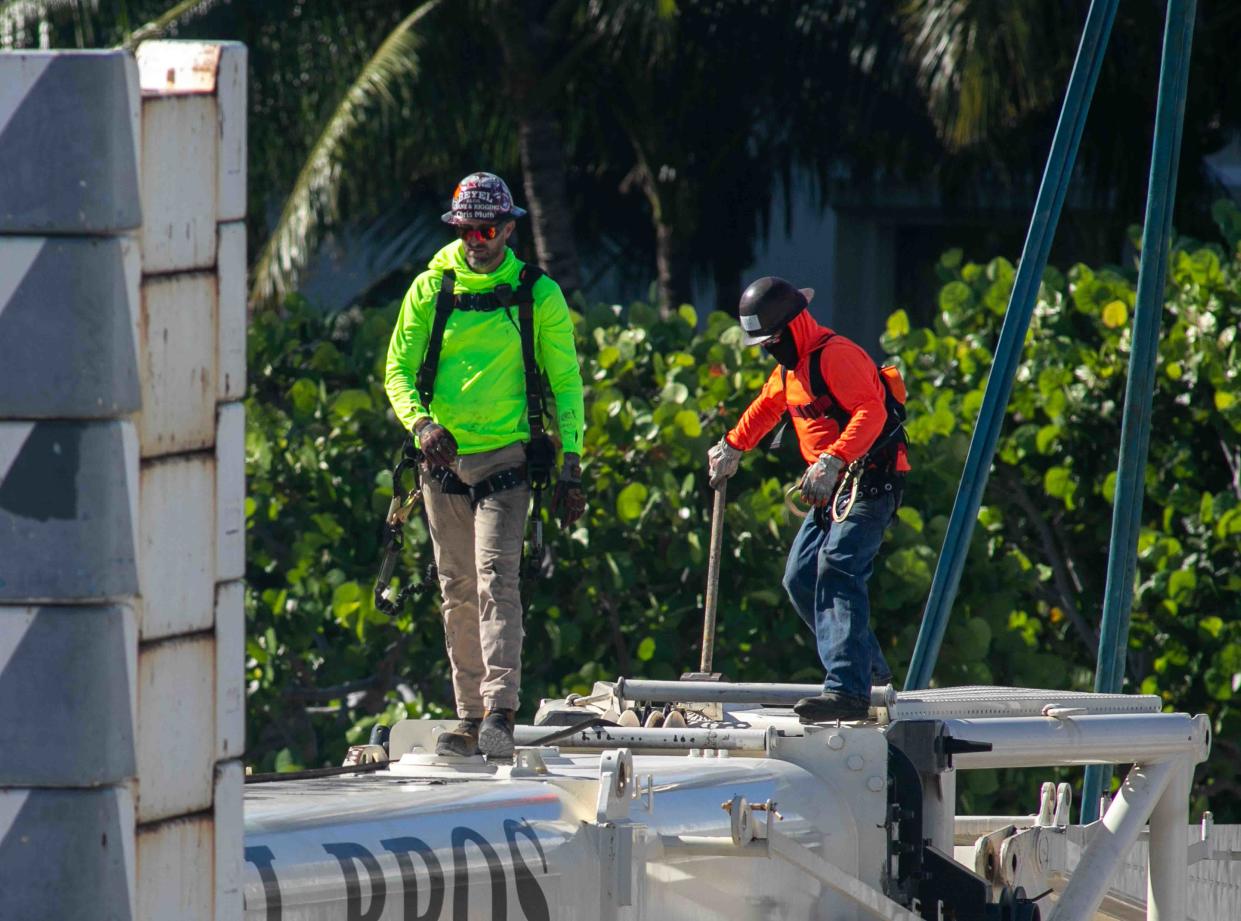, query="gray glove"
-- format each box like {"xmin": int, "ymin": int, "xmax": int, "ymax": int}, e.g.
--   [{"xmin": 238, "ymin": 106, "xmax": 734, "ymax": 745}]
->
[
  {"xmin": 800, "ymin": 453, "xmax": 845, "ymax": 507},
  {"xmin": 707, "ymin": 438, "xmax": 743, "ymax": 488}
]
